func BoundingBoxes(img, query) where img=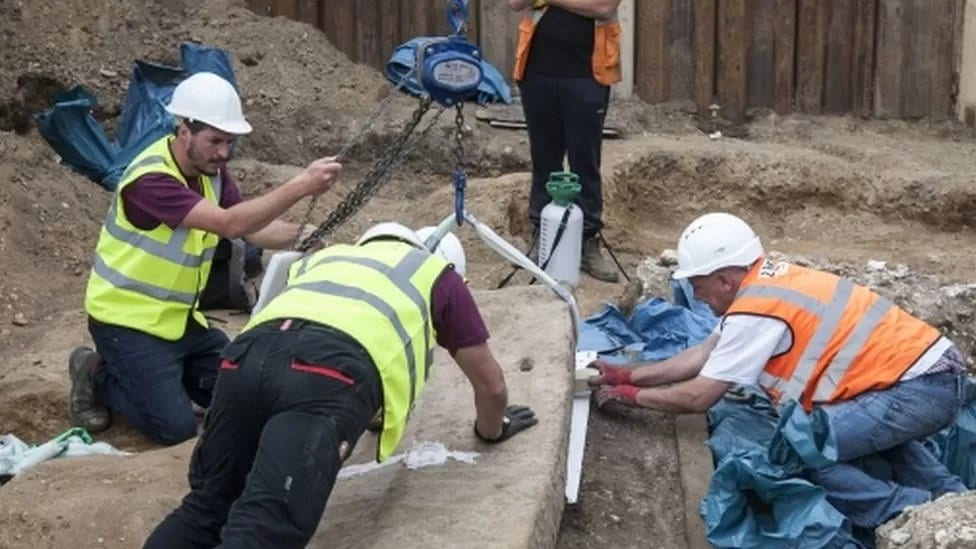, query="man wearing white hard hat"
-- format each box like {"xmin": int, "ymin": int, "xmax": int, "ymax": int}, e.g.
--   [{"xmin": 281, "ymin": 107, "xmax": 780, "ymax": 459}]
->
[
  {"xmin": 589, "ymin": 212, "xmax": 968, "ymax": 529},
  {"xmin": 68, "ymin": 72, "xmax": 343, "ymax": 445},
  {"xmin": 145, "ymin": 222, "xmax": 537, "ymax": 548}
]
